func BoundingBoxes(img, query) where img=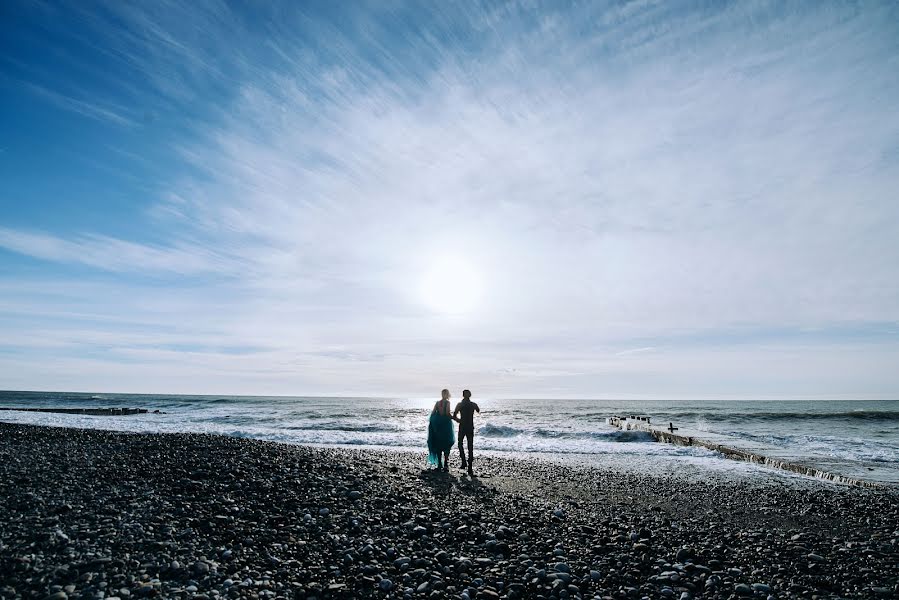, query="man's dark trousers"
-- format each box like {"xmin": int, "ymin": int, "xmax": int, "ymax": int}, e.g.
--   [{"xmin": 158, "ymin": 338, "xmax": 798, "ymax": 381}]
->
[{"xmin": 459, "ymin": 427, "xmax": 474, "ymax": 467}]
